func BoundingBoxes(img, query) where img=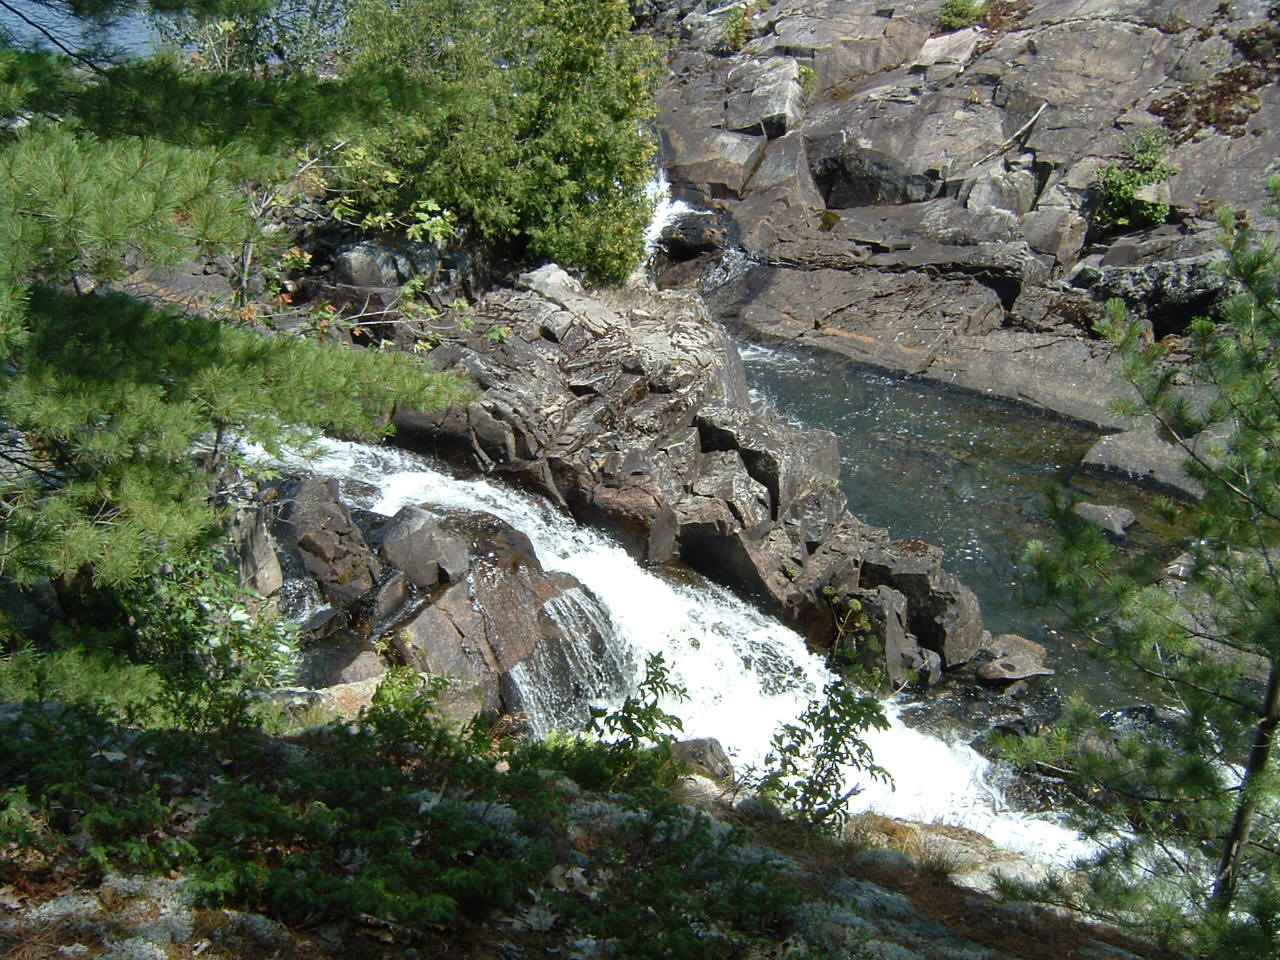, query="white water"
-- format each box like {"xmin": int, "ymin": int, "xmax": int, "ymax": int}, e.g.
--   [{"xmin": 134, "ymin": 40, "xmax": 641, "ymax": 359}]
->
[
  {"xmin": 642, "ymin": 171, "xmax": 698, "ymax": 255},
  {"xmin": 272, "ymin": 437, "xmax": 1090, "ymax": 864}
]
